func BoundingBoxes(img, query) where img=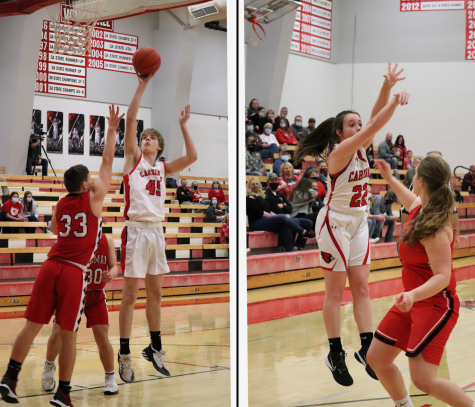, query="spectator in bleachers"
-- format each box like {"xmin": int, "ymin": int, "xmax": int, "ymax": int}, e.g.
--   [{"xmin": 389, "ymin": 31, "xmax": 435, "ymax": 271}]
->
[
  {"xmin": 191, "ymin": 181, "xmax": 210, "ymax": 205},
  {"xmin": 307, "ymin": 168, "xmax": 327, "ymax": 198},
  {"xmin": 251, "ymin": 106, "xmax": 268, "ymax": 133},
  {"xmin": 209, "ymin": 180, "xmax": 226, "ymax": 208},
  {"xmin": 0, "ymin": 192, "xmax": 29, "ymax": 233},
  {"xmin": 220, "ymin": 213, "xmax": 229, "ymax": 244},
  {"xmin": 290, "ymin": 115, "xmax": 309, "ymax": 142},
  {"xmin": 272, "ymin": 144, "xmax": 290, "ymax": 175},
  {"xmin": 206, "ymin": 198, "xmax": 225, "ymax": 223},
  {"xmin": 404, "ymin": 149, "xmax": 413, "ymax": 170},
  {"xmin": 265, "ymin": 109, "xmax": 275, "ymax": 129},
  {"xmin": 304, "ymin": 159, "xmax": 328, "ymax": 190},
  {"xmin": 306, "ymin": 118, "xmax": 316, "ymax": 132},
  {"xmin": 275, "ymin": 118, "xmax": 298, "ymax": 145},
  {"xmin": 289, "ymin": 178, "xmax": 319, "ymax": 229},
  {"xmin": 394, "ymin": 135, "xmax": 406, "ymax": 168},
  {"xmin": 278, "ymin": 162, "xmax": 300, "ymax": 199},
  {"xmin": 166, "ymin": 174, "xmax": 178, "ymax": 188},
  {"xmin": 246, "ymin": 120, "xmax": 257, "ymax": 136},
  {"xmin": 273, "ymin": 107, "xmax": 289, "ymax": 132},
  {"xmin": 366, "ymin": 185, "xmax": 385, "ymax": 244},
  {"xmin": 404, "ymin": 156, "xmax": 421, "ymax": 188},
  {"xmin": 176, "ymin": 178, "xmax": 194, "ymax": 204},
  {"xmin": 0, "ymin": 177, "xmax": 9, "ymax": 197},
  {"xmin": 21, "ymin": 191, "xmax": 40, "ymax": 234},
  {"xmin": 377, "ymin": 133, "xmax": 400, "ymax": 179},
  {"xmin": 246, "ymin": 177, "xmax": 315, "ymax": 252},
  {"xmin": 246, "ymin": 135, "xmax": 266, "ymax": 176},
  {"xmin": 260, "ymin": 123, "xmax": 279, "ymax": 149},
  {"xmin": 462, "ymin": 165, "xmax": 475, "ymax": 194},
  {"xmin": 371, "ymin": 189, "xmax": 399, "ymax": 243},
  {"xmin": 366, "ymin": 143, "xmax": 375, "ymax": 168},
  {"xmin": 248, "ymin": 98, "xmax": 259, "ymax": 119}
]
